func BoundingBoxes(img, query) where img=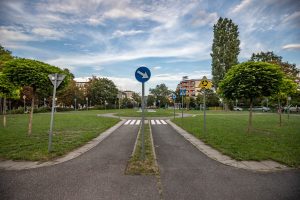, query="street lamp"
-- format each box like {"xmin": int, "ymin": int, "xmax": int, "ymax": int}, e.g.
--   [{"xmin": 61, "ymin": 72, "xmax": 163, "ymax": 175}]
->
[
  {"xmin": 44, "ymin": 98, "xmax": 46, "ymax": 107},
  {"xmin": 23, "ymin": 95, "xmax": 26, "ymax": 113}
]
